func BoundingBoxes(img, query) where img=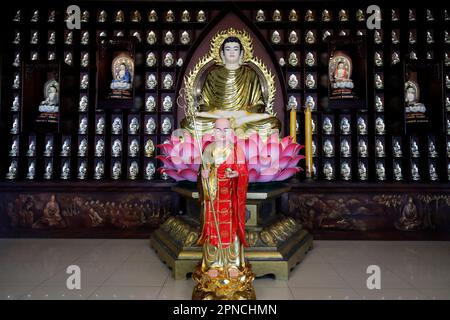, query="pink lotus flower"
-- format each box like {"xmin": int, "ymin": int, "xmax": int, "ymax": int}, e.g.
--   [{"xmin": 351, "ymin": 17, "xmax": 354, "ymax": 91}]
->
[{"xmin": 157, "ymin": 131, "xmax": 304, "ymax": 183}]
